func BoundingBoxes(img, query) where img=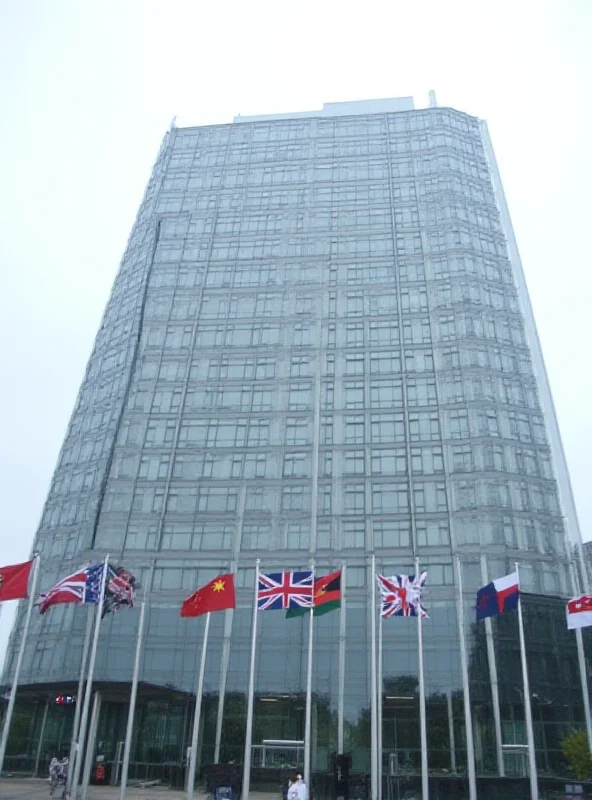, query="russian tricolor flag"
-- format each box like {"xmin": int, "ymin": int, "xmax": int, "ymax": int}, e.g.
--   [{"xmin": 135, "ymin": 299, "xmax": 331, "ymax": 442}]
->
[{"xmin": 476, "ymin": 571, "xmax": 520, "ymax": 621}]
